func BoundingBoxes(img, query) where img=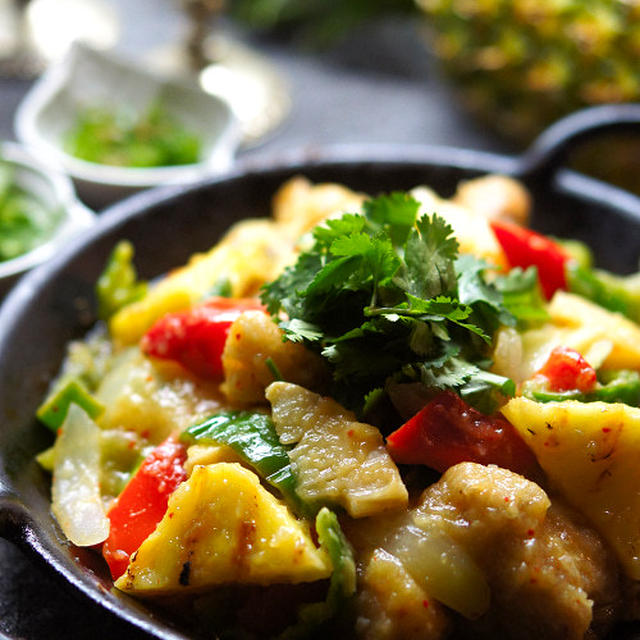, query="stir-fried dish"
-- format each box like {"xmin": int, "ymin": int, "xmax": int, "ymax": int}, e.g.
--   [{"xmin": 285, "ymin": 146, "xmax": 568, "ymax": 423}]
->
[{"xmin": 37, "ymin": 174, "xmax": 640, "ymax": 639}]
